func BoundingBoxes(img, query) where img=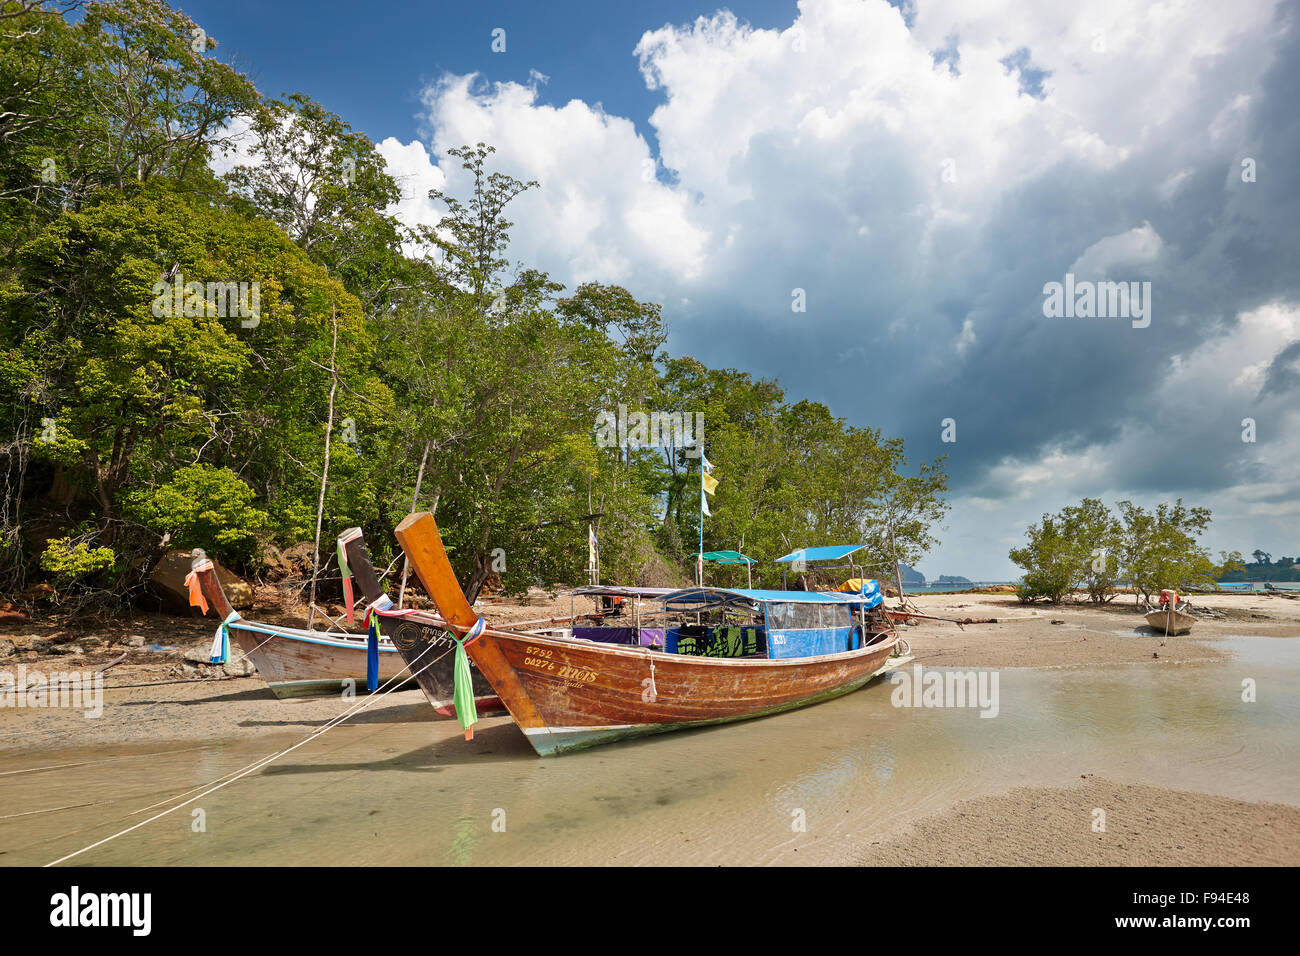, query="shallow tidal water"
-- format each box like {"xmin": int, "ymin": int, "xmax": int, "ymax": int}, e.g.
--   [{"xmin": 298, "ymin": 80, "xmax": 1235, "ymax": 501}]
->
[{"xmin": 2, "ymin": 636, "xmax": 1297, "ymax": 866}]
